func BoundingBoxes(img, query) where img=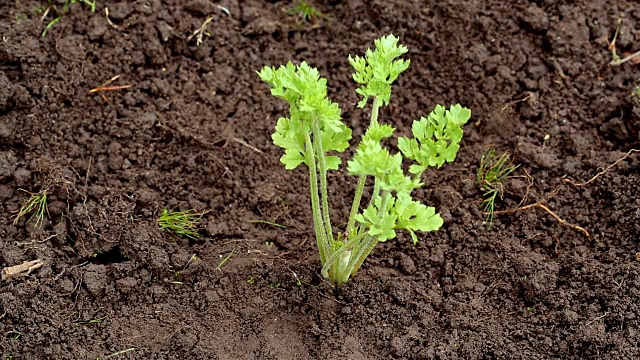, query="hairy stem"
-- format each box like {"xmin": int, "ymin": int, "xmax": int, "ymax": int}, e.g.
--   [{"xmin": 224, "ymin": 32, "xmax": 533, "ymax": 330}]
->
[
  {"xmin": 321, "ymin": 232, "xmax": 367, "ymax": 279},
  {"xmin": 346, "ymin": 97, "xmax": 383, "ymax": 235},
  {"xmin": 312, "ymin": 121, "xmax": 334, "ymax": 244},
  {"xmin": 346, "ymin": 176, "xmax": 366, "ymax": 235},
  {"xmin": 305, "ymin": 132, "xmax": 329, "ymax": 265},
  {"xmin": 348, "ymin": 190, "xmax": 389, "ymax": 275}
]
